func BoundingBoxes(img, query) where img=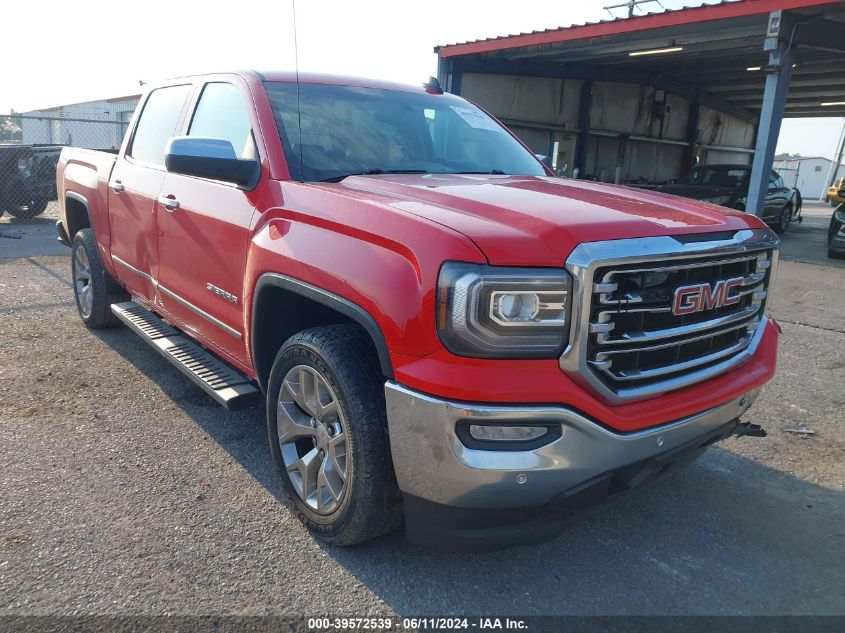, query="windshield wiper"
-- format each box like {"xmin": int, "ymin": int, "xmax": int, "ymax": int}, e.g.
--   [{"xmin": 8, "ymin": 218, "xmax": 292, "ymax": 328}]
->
[{"xmin": 318, "ymin": 169, "xmax": 429, "ymax": 183}]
